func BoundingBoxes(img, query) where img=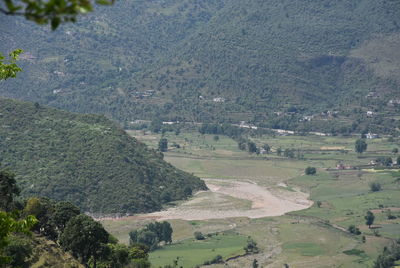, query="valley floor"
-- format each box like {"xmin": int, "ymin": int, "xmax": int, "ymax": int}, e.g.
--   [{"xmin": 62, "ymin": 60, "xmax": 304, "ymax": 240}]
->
[{"xmin": 100, "ymin": 130, "xmax": 400, "ymax": 268}]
